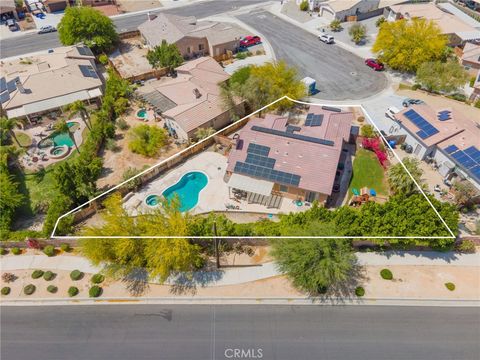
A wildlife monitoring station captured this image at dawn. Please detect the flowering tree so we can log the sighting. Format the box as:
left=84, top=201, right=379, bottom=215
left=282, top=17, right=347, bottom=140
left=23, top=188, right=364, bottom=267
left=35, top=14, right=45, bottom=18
left=362, top=137, right=388, bottom=167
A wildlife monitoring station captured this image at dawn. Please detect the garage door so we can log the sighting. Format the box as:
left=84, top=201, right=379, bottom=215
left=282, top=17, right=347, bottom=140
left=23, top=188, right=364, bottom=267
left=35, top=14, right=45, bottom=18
left=320, top=6, right=335, bottom=21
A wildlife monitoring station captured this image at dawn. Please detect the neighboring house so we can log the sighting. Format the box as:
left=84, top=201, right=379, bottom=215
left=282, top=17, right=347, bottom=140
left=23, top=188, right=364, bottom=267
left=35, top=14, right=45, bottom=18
left=0, top=0, right=18, bottom=20
left=136, top=56, right=244, bottom=141
left=225, top=106, right=354, bottom=206
left=385, top=2, right=480, bottom=46
left=0, top=45, right=103, bottom=122
left=138, top=13, right=247, bottom=60
left=470, top=69, right=480, bottom=101
left=313, top=0, right=405, bottom=21
left=461, top=42, right=480, bottom=75
left=393, top=104, right=480, bottom=189
left=44, top=0, right=68, bottom=13
left=80, top=0, right=116, bottom=5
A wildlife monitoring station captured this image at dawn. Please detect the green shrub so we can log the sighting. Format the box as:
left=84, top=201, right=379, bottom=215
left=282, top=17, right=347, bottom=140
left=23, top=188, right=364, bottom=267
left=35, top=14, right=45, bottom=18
left=355, top=286, right=365, bottom=297
left=43, top=271, right=56, bottom=281
left=128, top=124, right=168, bottom=157
left=445, top=282, right=455, bottom=291
left=91, top=274, right=105, bottom=284
left=106, top=138, right=121, bottom=152
left=447, top=93, right=466, bottom=102
left=98, top=54, right=109, bottom=65
left=412, top=83, right=422, bottom=90
left=1, top=287, right=11, bottom=295
left=329, top=19, right=342, bottom=32
left=23, top=284, right=36, bottom=295
left=470, top=76, right=476, bottom=87
left=474, top=99, right=480, bottom=109
left=116, top=118, right=129, bottom=131
left=47, top=285, right=58, bottom=293
left=299, top=0, right=309, bottom=11
left=456, top=239, right=476, bottom=253
left=375, top=17, right=386, bottom=27
left=380, top=269, right=393, bottom=280
left=60, top=243, right=71, bottom=252
left=0, top=247, right=7, bottom=255
left=89, top=285, right=102, bottom=298
left=70, top=270, right=84, bottom=281
left=11, top=247, right=21, bottom=255
left=235, top=51, right=247, bottom=60
left=31, top=270, right=44, bottom=279
left=68, top=286, right=79, bottom=297
left=43, top=245, right=55, bottom=257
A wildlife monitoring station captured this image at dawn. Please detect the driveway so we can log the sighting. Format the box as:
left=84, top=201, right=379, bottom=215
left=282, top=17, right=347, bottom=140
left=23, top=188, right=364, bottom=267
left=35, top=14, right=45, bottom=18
left=236, top=10, right=388, bottom=101
left=363, top=93, right=405, bottom=134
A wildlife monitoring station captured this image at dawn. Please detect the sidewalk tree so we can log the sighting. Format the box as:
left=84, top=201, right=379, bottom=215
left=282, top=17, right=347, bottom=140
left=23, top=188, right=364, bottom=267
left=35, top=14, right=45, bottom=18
left=416, top=60, right=469, bottom=93
left=329, top=19, right=342, bottom=32
left=57, top=6, right=118, bottom=54
left=299, top=0, right=309, bottom=11
left=147, top=40, right=184, bottom=75
left=387, top=157, right=424, bottom=195
left=348, top=23, right=367, bottom=44
left=372, top=18, right=447, bottom=72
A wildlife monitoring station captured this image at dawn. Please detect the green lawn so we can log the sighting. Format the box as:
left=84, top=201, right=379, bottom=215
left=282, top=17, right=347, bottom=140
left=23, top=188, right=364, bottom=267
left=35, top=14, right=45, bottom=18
left=13, top=131, right=32, bottom=148
left=348, top=149, right=388, bottom=196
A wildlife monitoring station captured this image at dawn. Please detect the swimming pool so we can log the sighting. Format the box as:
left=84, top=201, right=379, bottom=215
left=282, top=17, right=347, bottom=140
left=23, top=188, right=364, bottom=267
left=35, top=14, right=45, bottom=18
left=39, top=122, right=78, bottom=148
left=162, top=171, right=208, bottom=212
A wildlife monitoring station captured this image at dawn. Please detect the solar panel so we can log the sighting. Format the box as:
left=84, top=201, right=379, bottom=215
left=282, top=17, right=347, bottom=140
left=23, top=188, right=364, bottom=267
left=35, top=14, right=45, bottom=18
left=0, top=91, right=10, bottom=104
left=251, top=125, right=334, bottom=146
left=78, top=65, right=98, bottom=79
left=286, top=125, right=301, bottom=133
left=76, top=46, right=93, bottom=56
left=321, top=106, right=341, bottom=113
left=6, top=78, right=18, bottom=93
left=247, top=143, right=270, bottom=157
left=0, top=77, right=6, bottom=93
left=404, top=109, right=439, bottom=139
left=472, top=166, right=480, bottom=181
left=245, top=153, right=276, bottom=169
left=306, top=114, right=323, bottom=127
left=452, top=151, right=476, bottom=169
left=444, top=145, right=458, bottom=154
left=465, top=146, right=480, bottom=162
left=234, top=161, right=301, bottom=186
left=306, top=113, right=314, bottom=121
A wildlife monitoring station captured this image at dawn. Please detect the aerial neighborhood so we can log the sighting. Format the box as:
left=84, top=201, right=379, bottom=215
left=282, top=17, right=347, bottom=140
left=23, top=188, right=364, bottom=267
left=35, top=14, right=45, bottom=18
left=0, top=1, right=479, bottom=351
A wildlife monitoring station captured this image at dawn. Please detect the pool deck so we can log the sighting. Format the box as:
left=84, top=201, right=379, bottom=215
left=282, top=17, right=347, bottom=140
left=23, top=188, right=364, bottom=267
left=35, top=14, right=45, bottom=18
left=123, top=151, right=308, bottom=217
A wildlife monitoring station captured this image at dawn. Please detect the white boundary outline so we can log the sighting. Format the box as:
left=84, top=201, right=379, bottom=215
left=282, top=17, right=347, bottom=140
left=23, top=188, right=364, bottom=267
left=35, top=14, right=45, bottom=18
left=51, top=96, right=456, bottom=239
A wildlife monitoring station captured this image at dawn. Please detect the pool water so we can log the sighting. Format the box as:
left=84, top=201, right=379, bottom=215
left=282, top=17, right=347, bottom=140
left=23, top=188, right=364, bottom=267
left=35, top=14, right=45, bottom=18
left=52, top=147, right=65, bottom=156
left=162, top=171, right=208, bottom=212
left=145, top=194, right=161, bottom=207
left=137, top=109, right=147, bottom=118
left=40, top=122, right=77, bottom=148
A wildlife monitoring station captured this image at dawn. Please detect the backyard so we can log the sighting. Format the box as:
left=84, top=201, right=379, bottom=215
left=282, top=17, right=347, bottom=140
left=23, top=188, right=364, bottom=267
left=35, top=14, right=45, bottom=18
left=348, top=149, right=388, bottom=197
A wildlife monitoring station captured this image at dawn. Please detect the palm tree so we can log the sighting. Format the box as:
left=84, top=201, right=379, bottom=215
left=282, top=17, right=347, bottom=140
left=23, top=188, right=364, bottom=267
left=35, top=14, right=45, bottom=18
left=0, top=117, right=21, bottom=146
left=387, top=157, right=424, bottom=195
left=195, top=127, right=216, bottom=140
left=64, top=100, right=91, bottom=130
left=54, top=120, right=79, bottom=153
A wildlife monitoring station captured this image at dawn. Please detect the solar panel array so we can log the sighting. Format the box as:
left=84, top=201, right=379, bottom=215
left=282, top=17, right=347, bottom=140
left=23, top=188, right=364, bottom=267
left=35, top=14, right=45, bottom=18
left=437, top=110, right=451, bottom=121
left=76, top=46, right=93, bottom=57
left=0, top=76, right=18, bottom=105
left=443, top=144, right=480, bottom=182
left=79, top=65, right=98, bottom=79
left=305, top=113, right=323, bottom=127
left=234, top=161, right=301, bottom=186
left=403, top=109, right=439, bottom=139
left=286, top=125, right=301, bottom=133
left=251, top=125, right=335, bottom=146
left=247, top=143, right=270, bottom=157
left=245, top=153, right=276, bottom=169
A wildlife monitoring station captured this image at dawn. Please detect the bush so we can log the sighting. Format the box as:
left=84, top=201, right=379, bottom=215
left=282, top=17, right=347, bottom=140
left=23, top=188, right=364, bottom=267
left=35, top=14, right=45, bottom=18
left=235, top=51, right=247, bottom=60
left=1, top=287, right=11, bottom=295
left=355, top=286, right=365, bottom=297
left=70, top=270, right=84, bottom=281
left=68, top=286, right=79, bottom=297
left=47, top=285, right=58, bottom=293
left=412, top=83, right=422, bottom=90
left=380, top=269, right=393, bottom=280
left=106, top=138, right=120, bottom=152
left=456, top=239, right=476, bottom=253
left=43, top=271, right=56, bottom=281
left=2, top=273, right=16, bottom=283
left=375, top=17, right=386, bottom=27
left=357, top=116, right=365, bottom=123
left=329, top=19, right=342, bottom=32
left=445, top=282, right=455, bottom=291
left=11, top=247, right=21, bottom=255
left=128, top=124, right=168, bottom=157
left=447, top=93, right=467, bottom=102
left=475, top=99, right=480, bottom=109
left=89, top=285, right=102, bottom=298
left=116, top=118, right=129, bottom=131
left=0, top=247, right=6, bottom=255
left=470, top=76, right=476, bottom=87
left=60, top=243, right=71, bottom=252
left=348, top=23, right=367, bottom=44
left=23, top=284, right=36, bottom=295
left=91, top=274, right=105, bottom=284
left=43, top=245, right=55, bottom=257
left=299, top=0, right=309, bottom=11
left=360, top=124, right=376, bottom=138
left=31, top=270, right=44, bottom=279
left=98, top=54, right=109, bottom=65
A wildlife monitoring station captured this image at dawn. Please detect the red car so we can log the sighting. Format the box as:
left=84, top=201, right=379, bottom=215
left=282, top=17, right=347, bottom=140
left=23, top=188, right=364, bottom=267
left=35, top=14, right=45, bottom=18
left=239, top=35, right=261, bottom=48
left=365, top=58, right=384, bottom=71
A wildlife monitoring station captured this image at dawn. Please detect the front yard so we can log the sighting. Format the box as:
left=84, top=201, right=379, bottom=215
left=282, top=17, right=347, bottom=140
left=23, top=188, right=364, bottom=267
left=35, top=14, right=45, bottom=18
left=348, top=149, right=388, bottom=197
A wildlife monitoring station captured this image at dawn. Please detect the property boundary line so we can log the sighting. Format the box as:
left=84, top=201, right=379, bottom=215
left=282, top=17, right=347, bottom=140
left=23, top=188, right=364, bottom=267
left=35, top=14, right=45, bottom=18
left=51, top=96, right=456, bottom=239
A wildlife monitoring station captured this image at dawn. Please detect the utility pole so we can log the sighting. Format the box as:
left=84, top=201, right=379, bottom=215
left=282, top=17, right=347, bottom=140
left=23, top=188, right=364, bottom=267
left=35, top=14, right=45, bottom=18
left=212, top=220, right=220, bottom=269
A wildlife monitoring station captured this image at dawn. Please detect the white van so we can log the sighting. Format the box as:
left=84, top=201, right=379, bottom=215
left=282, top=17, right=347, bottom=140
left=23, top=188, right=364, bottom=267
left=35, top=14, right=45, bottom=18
left=385, top=106, right=400, bottom=120
left=318, top=33, right=334, bottom=44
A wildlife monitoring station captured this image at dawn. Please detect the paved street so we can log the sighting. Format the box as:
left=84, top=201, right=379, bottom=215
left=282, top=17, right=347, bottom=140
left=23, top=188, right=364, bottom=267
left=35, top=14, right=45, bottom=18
left=237, top=11, right=388, bottom=101
left=0, top=0, right=267, bottom=59
left=2, top=305, right=479, bottom=360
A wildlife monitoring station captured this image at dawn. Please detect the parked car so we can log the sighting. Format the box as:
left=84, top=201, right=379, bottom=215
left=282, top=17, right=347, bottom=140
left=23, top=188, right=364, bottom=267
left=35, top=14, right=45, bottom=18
left=38, top=25, right=57, bottom=34
left=239, top=35, right=261, bottom=48
left=365, top=58, right=384, bottom=71
left=318, top=33, right=334, bottom=44
left=6, top=19, right=18, bottom=31
left=385, top=106, right=400, bottom=120
left=402, top=98, right=424, bottom=107
left=35, top=12, right=46, bottom=19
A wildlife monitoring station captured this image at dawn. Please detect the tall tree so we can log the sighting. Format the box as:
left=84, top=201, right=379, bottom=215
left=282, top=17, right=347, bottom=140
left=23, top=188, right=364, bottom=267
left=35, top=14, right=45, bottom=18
left=65, top=100, right=91, bottom=129
left=0, top=117, right=20, bottom=146
left=372, top=18, right=447, bottom=72
left=147, top=40, right=184, bottom=75
left=57, top=6, right=118, bottom=53
left=0, top=172, right=24, bottom=233
left=387, top=157, right=424, bottom=195
left=416, top=60, right=469, bottom=93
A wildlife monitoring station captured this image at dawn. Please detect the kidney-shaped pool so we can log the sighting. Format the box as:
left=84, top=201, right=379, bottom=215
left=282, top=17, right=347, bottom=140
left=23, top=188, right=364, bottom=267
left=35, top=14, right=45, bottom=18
left=162, top=171, right=208, bottom=212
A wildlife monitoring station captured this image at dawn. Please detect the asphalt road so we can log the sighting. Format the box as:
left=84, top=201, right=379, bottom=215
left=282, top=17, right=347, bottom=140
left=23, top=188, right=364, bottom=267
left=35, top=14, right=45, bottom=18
left=237, top=11, right=388, bottom=101
left=0, top=0, right=267, bottom=59
left=2, top=305, right=479, bottom=360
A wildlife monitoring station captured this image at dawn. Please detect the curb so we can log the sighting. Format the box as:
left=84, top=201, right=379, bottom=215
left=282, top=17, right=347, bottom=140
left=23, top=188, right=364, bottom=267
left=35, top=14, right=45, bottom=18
left=2, top=297, right=479, bottom=307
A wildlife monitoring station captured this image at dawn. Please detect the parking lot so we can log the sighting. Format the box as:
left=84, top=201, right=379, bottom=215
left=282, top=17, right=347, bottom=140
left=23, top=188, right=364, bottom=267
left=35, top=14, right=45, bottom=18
left=237, top=10, right=388, bottom=101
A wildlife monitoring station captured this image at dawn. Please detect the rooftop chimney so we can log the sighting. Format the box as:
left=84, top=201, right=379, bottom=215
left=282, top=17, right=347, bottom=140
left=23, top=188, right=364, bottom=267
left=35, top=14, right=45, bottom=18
left=193, top=88, right=202, bottom=99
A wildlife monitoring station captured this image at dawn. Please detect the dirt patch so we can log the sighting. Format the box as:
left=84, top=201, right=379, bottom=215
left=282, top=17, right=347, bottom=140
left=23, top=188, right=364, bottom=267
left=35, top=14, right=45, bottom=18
left=117, top=0, right=161, bottom=13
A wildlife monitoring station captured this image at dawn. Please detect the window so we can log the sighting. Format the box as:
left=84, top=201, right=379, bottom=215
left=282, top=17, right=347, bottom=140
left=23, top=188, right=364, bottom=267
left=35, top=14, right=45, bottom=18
left=187, top=47, right=192, bottom=54
left=199, top=44, right=204, bottom=51
left=279, top=185, right=288, bottom=192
